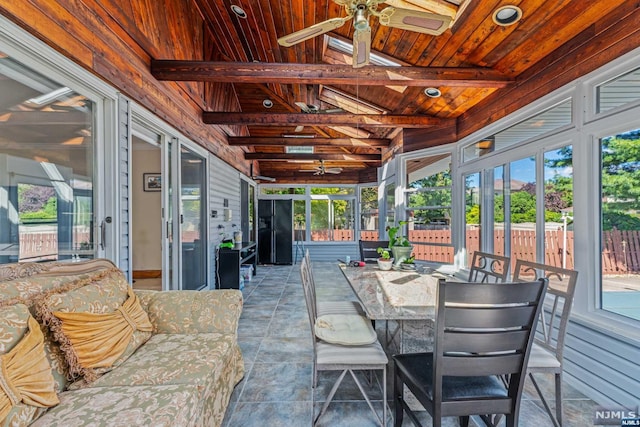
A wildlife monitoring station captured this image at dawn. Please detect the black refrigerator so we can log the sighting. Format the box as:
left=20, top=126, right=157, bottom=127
left=258, top=199, right=293, bottom=264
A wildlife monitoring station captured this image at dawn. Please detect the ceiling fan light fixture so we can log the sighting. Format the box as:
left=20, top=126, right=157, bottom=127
left=230, top=5, right=247, bottom=19
left=492, top=5, right=522, bottom=26
left=262, top=99, right=273, bottom=108
left=424, top=87, right=441, bottom=98
left=354, top=6, right=369, bottom=31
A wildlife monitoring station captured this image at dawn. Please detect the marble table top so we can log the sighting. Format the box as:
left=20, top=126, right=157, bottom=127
left=339, top=264, right=442, bottom=320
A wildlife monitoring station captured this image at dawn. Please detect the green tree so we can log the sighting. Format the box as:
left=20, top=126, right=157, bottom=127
left=408, top=171, right=452, bottom=224
left=600, top=132, right=640, bottom=230
left=510, top=190, right=537, bottom=223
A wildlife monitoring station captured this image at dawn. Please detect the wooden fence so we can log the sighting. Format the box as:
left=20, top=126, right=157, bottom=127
left=18, top=228, right=639, bottom=275
left=345, top=228, right=639, bottom=275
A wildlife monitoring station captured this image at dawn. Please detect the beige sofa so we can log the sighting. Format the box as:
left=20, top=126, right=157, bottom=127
left=0, top=259, right=244, bottom=427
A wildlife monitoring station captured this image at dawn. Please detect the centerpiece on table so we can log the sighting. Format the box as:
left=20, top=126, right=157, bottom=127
left=376, top=247, right=394, bottom=271
left=387, top=221, right=413, bottom=267
left=400, top=254, right=417, bottom=270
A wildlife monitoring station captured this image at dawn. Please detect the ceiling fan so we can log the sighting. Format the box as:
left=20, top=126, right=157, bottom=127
left=293, top=102, right=344, bottom=132
left=295, top=102, right=344, bottom=115
left=278, top=0, right=452, bottom=68
left=300, top=160, right=343, bottom=175
left=250, top=164, right=276, bottom=182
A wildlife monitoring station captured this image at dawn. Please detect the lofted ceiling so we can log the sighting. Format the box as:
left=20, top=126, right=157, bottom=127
left=148, top=0, right=639, bottom=183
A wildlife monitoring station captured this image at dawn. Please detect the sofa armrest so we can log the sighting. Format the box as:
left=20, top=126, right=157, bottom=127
left=134, top=289, right=243, bottom=335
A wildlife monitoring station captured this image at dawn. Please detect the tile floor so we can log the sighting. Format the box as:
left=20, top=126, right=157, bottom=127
left=221, top=262, right=601, bottom=427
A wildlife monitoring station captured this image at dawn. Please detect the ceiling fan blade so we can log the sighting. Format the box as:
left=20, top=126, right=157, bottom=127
left=320, top=108, right=344, bottom=114
left=278, top=17, right=350, bottom=47
left=295, top=101, right=312, bottom=113
left=377, top=6, right=451, bottom=35
left=352, top=27, right=371, bottom=68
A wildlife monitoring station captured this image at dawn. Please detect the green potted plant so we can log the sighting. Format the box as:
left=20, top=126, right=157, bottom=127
left=400, top=253, right=416, bottom=270
left=387, top=221, right=413, bottom=265
left=376, top=247, right=393, bottom=271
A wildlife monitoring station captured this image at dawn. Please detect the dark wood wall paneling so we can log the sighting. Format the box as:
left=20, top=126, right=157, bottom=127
left=457, top=1, right=640, bottom=141
left=0, top=0, right=251, bottom=175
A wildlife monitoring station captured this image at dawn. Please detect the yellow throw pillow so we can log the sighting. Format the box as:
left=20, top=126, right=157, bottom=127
left=0, top=305, right=59, bottom=424
left=37, top=271, right=152, bottom=383
left=314, top=314, right=377, bottom=346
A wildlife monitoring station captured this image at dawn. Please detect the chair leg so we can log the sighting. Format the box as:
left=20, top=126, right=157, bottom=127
left=383, top=368, right=387, bottom=427
left=459, top=416, right=470, bottom=427
left=555, top=372, right=563, bottom=427
left=529, top=372, right=561, bottom=427
left=315, top=370, right=348, bottom=425
left=350, top=369, right=386, bottom=427
left=394, top=367, right=404, bottom=427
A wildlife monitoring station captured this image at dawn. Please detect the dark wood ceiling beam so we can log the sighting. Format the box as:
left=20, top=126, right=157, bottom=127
left=204, top=112, right=451, bottom=128
left=245, top=153, right=381, bottom=162
left=228, top=137, right=389, bottom=147
left=151, top=60, right=513, bottom=88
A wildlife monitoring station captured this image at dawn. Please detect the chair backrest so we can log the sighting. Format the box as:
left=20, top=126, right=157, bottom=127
left=300, top=254, right=317, bottom=330
left=433, top=279, right=547, bottom=413
left=512, top=260, right=578, bottom=361
left=359, top=240, right=389, bottom=263
left=468, top=251, right=511, bottom=283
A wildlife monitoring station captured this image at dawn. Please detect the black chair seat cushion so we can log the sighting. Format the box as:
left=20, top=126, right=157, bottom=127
left=393, top=353, right=508, bottom=401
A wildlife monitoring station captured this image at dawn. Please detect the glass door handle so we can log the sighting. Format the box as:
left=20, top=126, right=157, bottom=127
left=100, top=216, right=112, bottom=250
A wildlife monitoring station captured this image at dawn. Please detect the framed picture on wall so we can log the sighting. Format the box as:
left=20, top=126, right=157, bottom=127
left=143, top=173, right=161, bottom=191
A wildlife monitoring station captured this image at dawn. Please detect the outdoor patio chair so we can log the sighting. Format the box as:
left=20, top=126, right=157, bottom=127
left=392, top=278, right=548, bottom=427
left=468, top=251, right=511, bottom=283
left=359, top=240, right=390, bottom=263
left=304, top=250, right=365, bottom=317
left=512, top=259, right=579, bottom=427
left=300, top=256, right=388, bottom=426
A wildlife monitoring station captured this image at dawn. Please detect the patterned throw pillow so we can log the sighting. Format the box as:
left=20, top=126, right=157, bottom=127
left=0, top=304, right=59, bottom=426
left=36, top=270, right=152, bottom=384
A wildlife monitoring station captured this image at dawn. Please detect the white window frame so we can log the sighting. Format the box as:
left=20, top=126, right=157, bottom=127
left=398, top=147, right=456, bottom=262
left=0, top=15, right=119, bottom=262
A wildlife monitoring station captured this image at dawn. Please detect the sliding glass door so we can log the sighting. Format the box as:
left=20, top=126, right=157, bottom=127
left=179, top=146, right=207, bottom=290
left=0, top=50, right=104, bottom=264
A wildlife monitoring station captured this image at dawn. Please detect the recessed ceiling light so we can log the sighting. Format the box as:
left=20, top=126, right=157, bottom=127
left=230, top=5, right=247, bottom=19
left=424, top=87, right=441, bottom=98
left=263, top=99, right=273, bottom=108
left=492, top=5, right=523, bottom=26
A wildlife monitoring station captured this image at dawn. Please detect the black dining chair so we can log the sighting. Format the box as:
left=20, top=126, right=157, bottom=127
left=468, top=251, right=511, bottom=283
left=359, top=240, right=390, bottom=263
left=512, top=259, right=579, bottom=427
left=392, top=278, right=548, bottom=427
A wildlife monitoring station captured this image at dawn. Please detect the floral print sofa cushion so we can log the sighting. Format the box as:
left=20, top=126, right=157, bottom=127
left=0, top=259, right=244, bottom=427
left=29, top=384, right=203, bottom=427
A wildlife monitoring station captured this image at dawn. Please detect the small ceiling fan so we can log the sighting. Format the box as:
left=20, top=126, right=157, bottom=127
left=300, top=160, right=343, bottom=175
left=295, top=102, right=344, bottom=114
left=278, top=0, right=452, bottom=68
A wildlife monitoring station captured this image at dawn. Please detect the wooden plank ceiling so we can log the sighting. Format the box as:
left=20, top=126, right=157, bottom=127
left=148, top=0, right=638, bottom=183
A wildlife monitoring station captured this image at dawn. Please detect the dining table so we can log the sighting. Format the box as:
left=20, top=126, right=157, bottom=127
left=339, top=263, right=452, bottom=353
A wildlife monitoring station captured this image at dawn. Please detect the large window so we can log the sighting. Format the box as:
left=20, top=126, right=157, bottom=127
left=0, top=51, right=96, bottom=264
left=465, top=172, right=481, bottom=266
left=596, top=67, right=640, bottom=114
left=360, top=185, right=379, bottom=240
left=310, top=187, right=355, bottom=242
left=405, top=154, right=453, bottom=263
left=509, top=157, right=537, bottom=262
left=600, top=130, right=640, bottom=321
left=544, top=146, right=574, bottom=268
left=463, top=100, right=572, bottom=162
